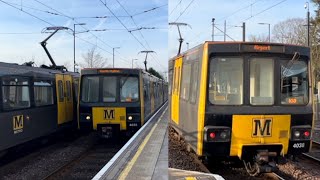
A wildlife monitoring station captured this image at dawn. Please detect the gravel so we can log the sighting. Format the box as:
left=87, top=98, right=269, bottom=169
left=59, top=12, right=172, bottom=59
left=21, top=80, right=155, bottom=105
left=0, top=133, right=98, bottom=180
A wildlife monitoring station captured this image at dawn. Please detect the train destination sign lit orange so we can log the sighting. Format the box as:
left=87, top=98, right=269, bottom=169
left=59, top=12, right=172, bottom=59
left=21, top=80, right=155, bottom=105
left=241, top=44, right=284, bottom=53
left=99, top=69, right=121, bottom=73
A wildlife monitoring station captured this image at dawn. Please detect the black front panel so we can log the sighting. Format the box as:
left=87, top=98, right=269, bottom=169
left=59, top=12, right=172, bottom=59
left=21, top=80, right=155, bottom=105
left=288, top=140, right=311, bottom=154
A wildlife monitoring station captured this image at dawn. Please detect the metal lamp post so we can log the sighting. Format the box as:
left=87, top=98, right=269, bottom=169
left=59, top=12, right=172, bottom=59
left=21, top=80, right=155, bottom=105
left=258, top=23, right=270, bottom=42
left=132, top=59, right=138, bottom=68
left=73, top=23, right=86, bottom=72
left=113, top=47, right=120, bottom=68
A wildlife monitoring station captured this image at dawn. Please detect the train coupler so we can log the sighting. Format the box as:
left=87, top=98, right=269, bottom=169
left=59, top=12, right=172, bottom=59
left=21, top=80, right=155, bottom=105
left=98, top=124, right=120, bottom=139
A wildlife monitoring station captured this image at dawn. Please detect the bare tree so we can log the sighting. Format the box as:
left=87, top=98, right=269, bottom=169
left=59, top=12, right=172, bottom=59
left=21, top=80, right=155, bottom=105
left=248, top=34, right=269, bottom=42
left=272, top=18, right=307, bottom=45
left=63, top=61, right=72, bottom=71
left=80, top=46, right=108, bottom=68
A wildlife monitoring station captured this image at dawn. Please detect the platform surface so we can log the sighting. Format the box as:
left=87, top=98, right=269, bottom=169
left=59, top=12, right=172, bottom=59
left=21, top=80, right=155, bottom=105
left=93, top=104, right=168, bottom=180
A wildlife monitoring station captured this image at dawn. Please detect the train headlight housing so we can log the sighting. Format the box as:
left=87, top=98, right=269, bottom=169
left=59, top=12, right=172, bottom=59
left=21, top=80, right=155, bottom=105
left=80, top=113, right=92, bottom=122
left=204, top=126, right=231, bottom=142
left=290, top=125, right=312, bottom=141
left=128, top=116, right=133, bottom=120
left=294, top=131, right=300, bottom=138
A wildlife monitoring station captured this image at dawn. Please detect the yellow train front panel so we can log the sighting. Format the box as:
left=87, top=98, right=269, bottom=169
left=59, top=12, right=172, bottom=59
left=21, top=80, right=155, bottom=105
left=230, top=115, right=291, bottom=158
left=92, top=107, right=126, bottom=130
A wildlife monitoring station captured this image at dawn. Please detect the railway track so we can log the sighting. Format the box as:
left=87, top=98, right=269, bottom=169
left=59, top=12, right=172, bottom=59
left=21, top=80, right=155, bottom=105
left=41, top=140, right=124, bottom=180
left=301, top=140, right=320, bottom=164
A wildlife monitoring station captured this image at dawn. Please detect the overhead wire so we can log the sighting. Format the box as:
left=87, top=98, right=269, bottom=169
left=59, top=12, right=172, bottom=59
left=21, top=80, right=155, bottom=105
left=173, top=0, right=196, bottom=22
left=99, top=0, right=166, bottom=70
left=169, top=0, right=183, bottom=16
left=225, top=0, right=287, bottom=35
left=32, top=0, right=132, bottom=64
left=0, top=0, right=129, bottom=65
left=115, top=0, right=166, bottom=70
left=187, top=0, right=286, bottom=44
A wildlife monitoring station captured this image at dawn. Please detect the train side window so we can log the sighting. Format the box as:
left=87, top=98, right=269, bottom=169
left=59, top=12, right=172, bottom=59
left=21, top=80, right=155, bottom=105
left=2, top=78, right=30, bottom=110
left=66, top=81, right=71, bottom=102
left=73, top=78, right=79, bottom=103
left=180, top=63, right=191, bottom=100
left=58, top=80, right=64, bottom=102
left=34, top=80, right=54, bottom=106
left=168, top=69, right=173, bottom=95
left=177, top=67, right=181, bottom=93
left=190, top=62, right=199, bottom=103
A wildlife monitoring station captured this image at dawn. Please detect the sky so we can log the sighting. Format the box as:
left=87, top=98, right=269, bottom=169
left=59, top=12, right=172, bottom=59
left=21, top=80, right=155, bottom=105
left=0, top=0, right=317, bottom=76
left=168, top=0, right=317, bottom=57
left=0, top=0, right=168, bottom=74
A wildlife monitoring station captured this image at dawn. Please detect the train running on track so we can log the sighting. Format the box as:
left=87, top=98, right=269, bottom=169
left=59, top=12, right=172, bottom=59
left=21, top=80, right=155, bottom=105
left=78, top=68, right=168, bottom=138
left=0, top=62, right=79, bottom=154
left=169, top=42, right=313, bottom=176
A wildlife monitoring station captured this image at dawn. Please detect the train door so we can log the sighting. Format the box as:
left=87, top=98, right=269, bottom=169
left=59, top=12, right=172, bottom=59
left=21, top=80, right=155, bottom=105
left=55, top=74, right=73, bottom=125
left=171, top=57, right=182, bottom=124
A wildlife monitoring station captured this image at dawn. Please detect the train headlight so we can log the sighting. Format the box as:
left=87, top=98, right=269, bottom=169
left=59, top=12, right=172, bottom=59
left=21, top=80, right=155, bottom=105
left=291, top=125, right=312, bottom=141
left=128, top=116, right=133, bottom=120
left=294, top=131, right=300, bottom=138
left=86, top=116, right=91, bottom=120
left=220, top=132, right=228, bottom=139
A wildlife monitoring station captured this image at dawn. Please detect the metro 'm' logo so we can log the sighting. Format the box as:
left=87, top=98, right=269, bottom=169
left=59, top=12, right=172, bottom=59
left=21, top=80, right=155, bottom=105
left=252, top=118, right=272, bottom=137
left=104, top=109, right=115, bottom=120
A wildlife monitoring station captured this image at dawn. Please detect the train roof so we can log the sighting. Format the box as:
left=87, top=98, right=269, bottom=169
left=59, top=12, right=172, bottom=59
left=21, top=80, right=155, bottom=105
left=0, top=61, right=79, bottom=77
left=170, top=41, right=310, bottom=60
left=81, top=68, right=167, bottom=82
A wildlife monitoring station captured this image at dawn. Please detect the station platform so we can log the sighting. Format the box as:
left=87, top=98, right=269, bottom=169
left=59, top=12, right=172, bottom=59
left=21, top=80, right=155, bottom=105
left=93, top=102, right=168, bottom=180
left=92, top=102, right=224, bottom=180
left=169, top=168, right=224, bottom=180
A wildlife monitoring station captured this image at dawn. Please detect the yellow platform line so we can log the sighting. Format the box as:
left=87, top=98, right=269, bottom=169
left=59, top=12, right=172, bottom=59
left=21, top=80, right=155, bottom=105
left=118, top=107, right=167, bottom=180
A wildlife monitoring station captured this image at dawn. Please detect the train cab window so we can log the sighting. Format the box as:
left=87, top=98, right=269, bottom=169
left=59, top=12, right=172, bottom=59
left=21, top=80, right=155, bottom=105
left=281, top=60, right=308, bottom=105
left=250, top=58, right=274, bottom=105
left=209, top=57, right=243, bottom=105
left=81, top=76, right=99, bottom=102
left=102, top=76, right=117, bottom=102
left=2, top=78, right=30, bottom=110
left=120, top=76, right=139, bottom=102
left=34, top=80, right=54, bottom=106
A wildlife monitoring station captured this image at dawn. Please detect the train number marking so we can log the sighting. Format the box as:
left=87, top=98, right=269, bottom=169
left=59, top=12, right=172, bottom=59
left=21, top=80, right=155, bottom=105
left=104, top=109, right=115, bottom=120
left=252, top=118, right=272, bottom=137
left=293, top=143, right=305, bottom=148
left=13, top=115, right=24, bottom=134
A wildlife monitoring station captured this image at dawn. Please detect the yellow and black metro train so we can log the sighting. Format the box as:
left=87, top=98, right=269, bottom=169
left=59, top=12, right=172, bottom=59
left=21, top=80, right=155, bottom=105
left=0, top=62, right=79, bottom=154
left=169, top=42, right=313, bottom=176
left=78, top=68, right=168, bottom=138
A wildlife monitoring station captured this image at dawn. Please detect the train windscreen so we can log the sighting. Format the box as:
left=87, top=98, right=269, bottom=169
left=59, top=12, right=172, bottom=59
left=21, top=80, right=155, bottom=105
left=81, top=75, right=139, bottom=103
left=208, top=57, right=243, bottom=105
left=281, top=59, right=308, bottom=105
